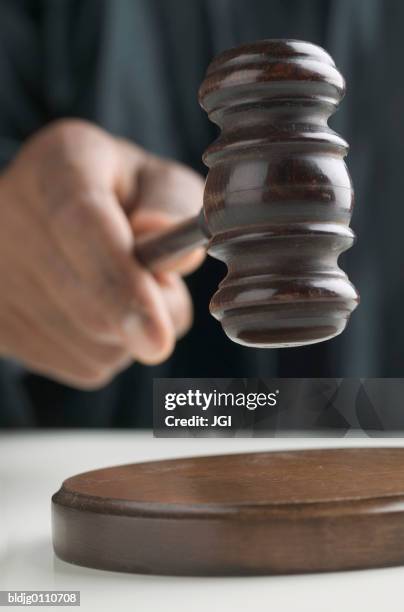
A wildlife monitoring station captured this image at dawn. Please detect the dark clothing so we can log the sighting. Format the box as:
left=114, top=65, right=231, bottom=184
left=0, top=0, right=403, bottom=427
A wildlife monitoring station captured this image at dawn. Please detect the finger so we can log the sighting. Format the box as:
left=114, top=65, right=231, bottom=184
left=2, top=267, right=133, bottom=369
left=133, top=214, right=206, bottom=275
left=116, top=140, right=206, bottom=275
left=2, top=200, right=122, bottom=344
left=24, top=130, right=198, bottom=363
left=115, top=139, right=204, bottom=220
left=0, top=194, right=175, bottom=362
left=39, top=186, right=177, bottom=363
left=156, top=272, right=193, bottom=339
left=1, top=301, right=132, bottom=389
left=154, top=247, right=206, bottom=276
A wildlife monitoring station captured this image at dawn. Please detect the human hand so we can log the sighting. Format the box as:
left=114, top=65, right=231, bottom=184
left=0, top=120, right=204, bottom=388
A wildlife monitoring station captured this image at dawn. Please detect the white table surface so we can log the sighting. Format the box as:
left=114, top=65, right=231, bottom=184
left=1, top=431, right=404, bottom=612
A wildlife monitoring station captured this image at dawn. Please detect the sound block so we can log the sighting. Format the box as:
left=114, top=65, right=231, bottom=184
left=52, top=448, right=404, bottom=576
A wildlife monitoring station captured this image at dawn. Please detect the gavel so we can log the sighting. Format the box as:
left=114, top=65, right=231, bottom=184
left=135, top=39, right=359, bottom=348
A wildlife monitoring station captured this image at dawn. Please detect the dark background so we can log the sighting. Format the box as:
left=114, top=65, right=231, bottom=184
left=0, top=0, right=403, bottom=429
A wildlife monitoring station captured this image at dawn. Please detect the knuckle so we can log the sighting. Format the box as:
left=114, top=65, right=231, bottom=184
left=47, top=185, right=108, bottom=221
left=94, top=344, right=128, bottom=368
left=84, top=312, right=119, bottom=340
left=46, top=118, right=87, bottom=138
left=76, top=365, right=115, bottom=390
left=42, top=119, right=108, bottom=154
left=44, top=120, right=82, bottom=151
left=164, top=160, right=204, bottom=189
left=154, top=161, right=204, bottom=216
left=138, top=330, right=176, bottom=366
left=157, top=161, right=197, bottom=193
left=157, top=335, right=176, bottom=361
left=158, top=161, right=180, bottom=184
left=75, top=306, right=118, bottom=340
left=73, top=187, right=112, bottom=212
left=176, top=307, right=193, bottom=338
left=52, top=362, right=109, bottom=391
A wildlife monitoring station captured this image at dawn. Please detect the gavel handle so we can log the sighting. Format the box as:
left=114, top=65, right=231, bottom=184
left=134, top=210, right=211, bottom=272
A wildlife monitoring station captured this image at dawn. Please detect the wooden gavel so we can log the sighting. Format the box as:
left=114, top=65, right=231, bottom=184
left=135, top=39, right=359, bottom=348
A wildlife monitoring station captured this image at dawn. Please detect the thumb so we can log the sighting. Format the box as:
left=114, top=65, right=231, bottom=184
left=114, top=139, right=206, bottom=275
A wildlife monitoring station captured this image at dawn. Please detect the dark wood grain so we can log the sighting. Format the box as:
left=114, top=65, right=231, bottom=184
left=52, top=448, right=404, bottom=575
left=199, top=39, right=359, bottom=347
left=135, top=39, right=358, bottom=347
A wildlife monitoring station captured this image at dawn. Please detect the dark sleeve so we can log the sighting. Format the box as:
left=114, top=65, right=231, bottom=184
left=0, top=0, right=45, bottom=169
left=0, top=1, right=46, bottom=424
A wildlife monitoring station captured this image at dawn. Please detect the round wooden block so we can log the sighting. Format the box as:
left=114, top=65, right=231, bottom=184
left=52, top=448, right=404, bottom=576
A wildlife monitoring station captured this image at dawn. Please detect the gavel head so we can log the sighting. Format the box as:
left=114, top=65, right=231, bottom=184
left=198, top=39, right=359, bottom=348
